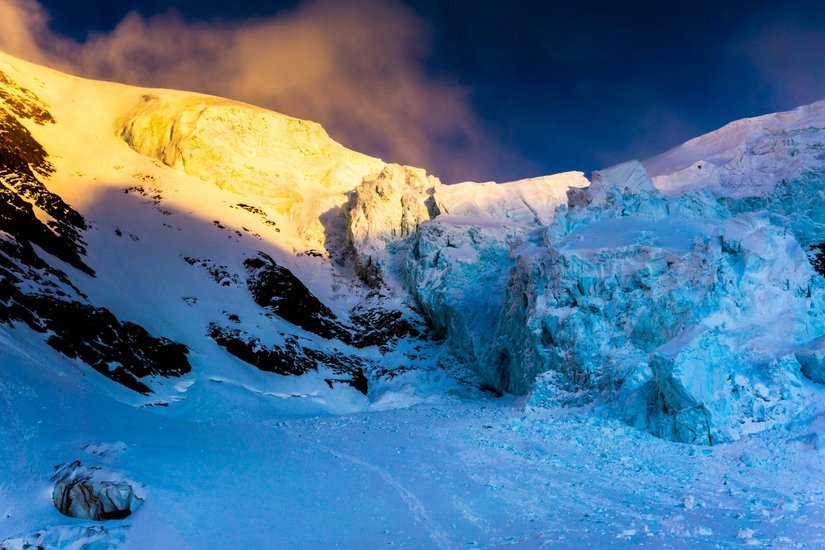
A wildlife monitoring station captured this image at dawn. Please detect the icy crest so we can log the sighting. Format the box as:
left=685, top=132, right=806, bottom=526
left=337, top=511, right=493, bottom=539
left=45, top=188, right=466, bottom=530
left=118, top=95, right=383, bottom=198
left=437, top=172, right=588, bottom=225
left=118, top=93, right=386, bottom=245
left=646, top=99, right=825, bottom=198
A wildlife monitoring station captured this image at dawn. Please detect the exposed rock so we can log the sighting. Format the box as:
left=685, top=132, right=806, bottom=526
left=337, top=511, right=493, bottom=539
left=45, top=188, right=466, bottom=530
left=244, top=252, right=350, bottom=341
left=242, top=252, right=422, bottom=352
left=811, top=243, right=825, bottom=277
left=208, top=324, right=368, bottom=394
left=0, top=110, right=90, bottom=275
left=52, top=461, right=143, bottom=521
left=22, top=297, right=191, bottom=394
left=183, top=256, right=239, bottom=287
left=349, top=305, right=422, bottom=351
left=2, top=524, right=127, bottom=550
left=0, top=70, right=55, bottom=125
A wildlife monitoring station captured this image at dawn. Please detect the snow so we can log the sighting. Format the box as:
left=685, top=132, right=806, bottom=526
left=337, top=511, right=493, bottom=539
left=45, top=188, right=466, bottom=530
left=436, top=171, right=589, bottom=226
left=645, top=99, right=825, bottom=177
left=645, top=99, right=825, bottom=198
left=3, top=332, right=825, bottom=547
left=1, top=49, right=825, bottom=548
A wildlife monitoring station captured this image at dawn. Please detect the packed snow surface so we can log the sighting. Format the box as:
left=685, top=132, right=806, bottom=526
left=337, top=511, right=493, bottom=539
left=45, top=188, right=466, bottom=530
left=3, top=338, right=825, bottom=548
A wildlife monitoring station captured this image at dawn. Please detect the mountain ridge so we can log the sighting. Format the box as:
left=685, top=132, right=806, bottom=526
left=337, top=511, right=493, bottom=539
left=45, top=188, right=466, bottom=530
left=1, top=50, right=825, bottom=547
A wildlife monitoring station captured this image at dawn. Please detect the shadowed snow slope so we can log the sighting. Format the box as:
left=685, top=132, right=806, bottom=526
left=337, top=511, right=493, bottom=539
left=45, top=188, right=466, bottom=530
left=1, top=50, right=825, bottom=547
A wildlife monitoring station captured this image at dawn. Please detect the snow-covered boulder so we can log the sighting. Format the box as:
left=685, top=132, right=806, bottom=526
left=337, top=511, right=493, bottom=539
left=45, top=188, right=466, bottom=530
left=52, top=461, right=143, bottom=521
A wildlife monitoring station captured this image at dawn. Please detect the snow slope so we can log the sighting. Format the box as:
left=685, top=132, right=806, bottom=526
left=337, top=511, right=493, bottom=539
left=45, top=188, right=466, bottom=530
left=1, top=49, right=825, bottom=548
left=645, top=99, right=825, bottom=197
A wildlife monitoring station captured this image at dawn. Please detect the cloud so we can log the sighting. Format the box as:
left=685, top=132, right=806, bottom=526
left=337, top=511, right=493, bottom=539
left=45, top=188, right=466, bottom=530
left=0, top=0, right=537, bottom=182
left=0, top=0, right=53, bottom=62
left=733, top=4, right=825, bottom=110
left=737, top=27, right=825, bottom=109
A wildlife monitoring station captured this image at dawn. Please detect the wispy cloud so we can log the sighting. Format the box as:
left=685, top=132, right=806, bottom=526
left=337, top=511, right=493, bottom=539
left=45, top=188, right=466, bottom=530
left=0, top=0, right=536, bottom=182
left=731, top=3, right=825, bottom=110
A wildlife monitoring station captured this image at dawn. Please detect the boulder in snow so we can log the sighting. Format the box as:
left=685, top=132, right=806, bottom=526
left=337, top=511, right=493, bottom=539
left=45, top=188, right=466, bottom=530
left=52, top=461, right=143, bottom=521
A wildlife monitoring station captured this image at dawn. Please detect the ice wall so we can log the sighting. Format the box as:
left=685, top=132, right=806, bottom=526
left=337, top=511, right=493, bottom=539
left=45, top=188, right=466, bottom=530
left=500, top=162, right=825, bottom=442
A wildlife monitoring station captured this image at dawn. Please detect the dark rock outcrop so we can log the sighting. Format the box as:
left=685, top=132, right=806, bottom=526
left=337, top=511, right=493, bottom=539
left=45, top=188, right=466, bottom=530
left=208, top=323, right=368, bottom=394
left=812, top=243, right=825, bottom=277
left=244, top=252, right=424, bottom=352
left=349, top=306, right=422, bottom=351
left=244, top=252, right=351, bottom=341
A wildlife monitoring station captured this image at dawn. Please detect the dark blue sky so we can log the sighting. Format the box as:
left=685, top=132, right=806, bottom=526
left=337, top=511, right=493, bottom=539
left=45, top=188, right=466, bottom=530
left=36, top=0, right=825, bottom=180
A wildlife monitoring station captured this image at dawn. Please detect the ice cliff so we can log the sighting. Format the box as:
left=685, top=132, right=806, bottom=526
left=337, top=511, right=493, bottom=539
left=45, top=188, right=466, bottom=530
left=410, top=159, right=825, bottom=443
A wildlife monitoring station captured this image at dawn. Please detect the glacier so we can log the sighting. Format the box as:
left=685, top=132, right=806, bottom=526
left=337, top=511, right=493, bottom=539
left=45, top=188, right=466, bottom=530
left=407, top=159, right=825, bottom=444
left=1, top=50, right=825, bottom=547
